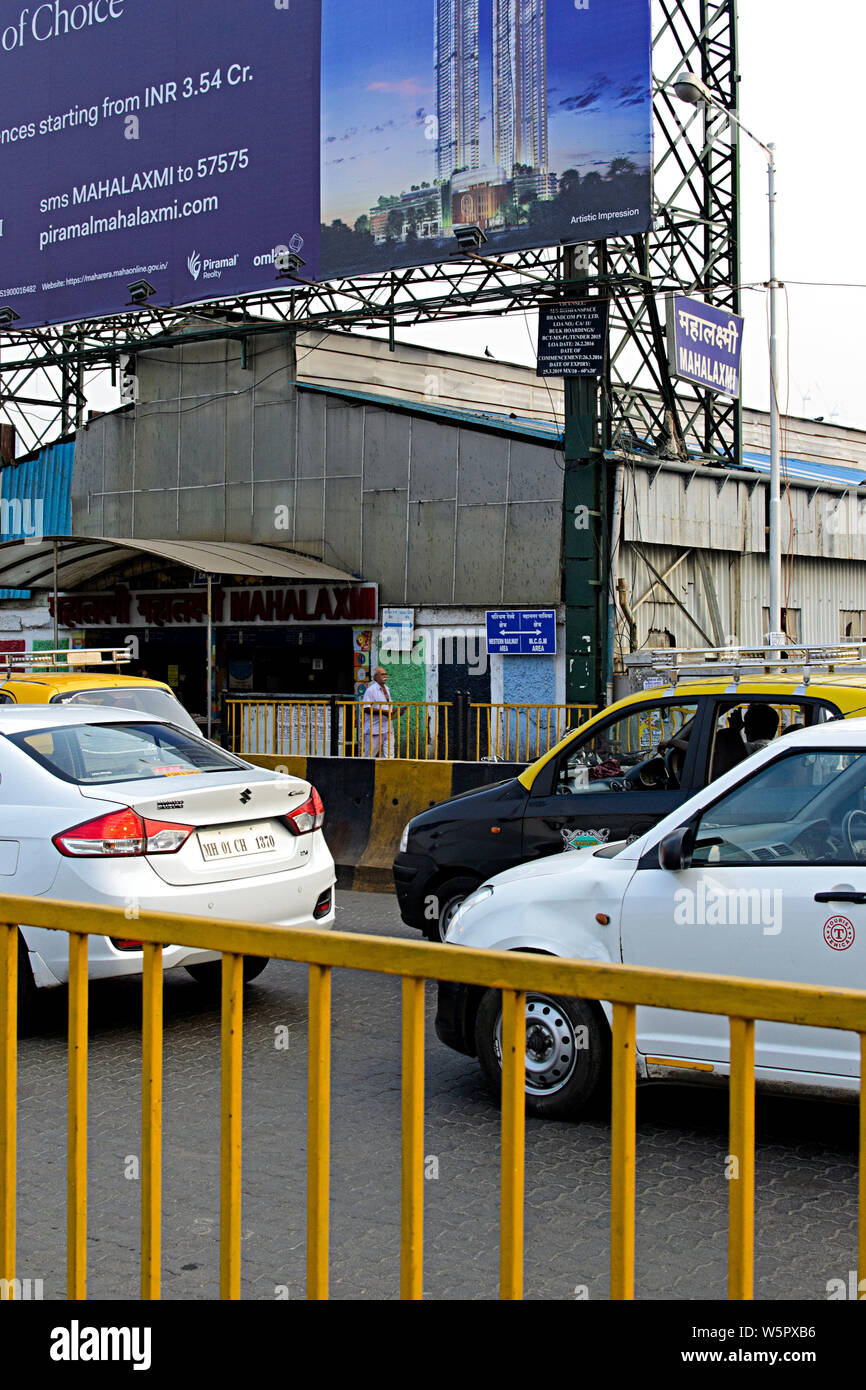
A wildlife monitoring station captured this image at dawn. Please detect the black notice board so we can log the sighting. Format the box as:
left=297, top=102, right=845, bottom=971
left=536, top=300, right=609, bottom=377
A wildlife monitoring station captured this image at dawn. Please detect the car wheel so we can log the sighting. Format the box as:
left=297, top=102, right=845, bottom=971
left=17, top=931, right=39, bottom=1034
left=474, top=987, right=608, bottom=1120
left=186, top=957, right=270, bottom=989
left=424, top=876, right=479, bottom=943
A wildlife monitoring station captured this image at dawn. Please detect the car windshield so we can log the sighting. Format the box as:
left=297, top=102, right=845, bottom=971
left=556, top=701, right=700, bottom=793
left=691, top=749, right=866, bottom=867
left=8, top=721, right=244, bottom=786
left=51, top=686, right=199, bottom=735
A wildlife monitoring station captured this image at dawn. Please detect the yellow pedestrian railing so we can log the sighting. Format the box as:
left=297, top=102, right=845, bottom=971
left=471, top=703, right=597, bottom=762
left=335, top=700, right=449, bottom=760
left=2, top=893, right=865, bottom=1300
left=225, top=698, right=451, bottom=760
left=226, top=699, right=332, bottom=757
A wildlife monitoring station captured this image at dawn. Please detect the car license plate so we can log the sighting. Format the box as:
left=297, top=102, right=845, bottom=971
left=197, top=825, right=278, bottom=863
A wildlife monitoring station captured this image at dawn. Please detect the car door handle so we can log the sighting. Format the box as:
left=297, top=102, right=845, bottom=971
left=814, top=891, right=866, bottom=904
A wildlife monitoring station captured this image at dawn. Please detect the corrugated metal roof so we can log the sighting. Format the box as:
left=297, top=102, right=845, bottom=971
left=0, top=537, right=358, bottom=592
left=742, top=448, right=866, bottom=489
left=295, top=381, right=564, bottom=443
left=0, top=441, right=74, bottom=598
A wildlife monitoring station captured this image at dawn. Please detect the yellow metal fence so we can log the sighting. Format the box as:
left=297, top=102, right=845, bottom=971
left=225, top=698, right=449, bottom=760
left=337, top=700, right=449, bottom=760
left=2, top=893, right=865, bottom=1300
left=227, top=699, right=597, bottom=761
left=471, top=702, right=597, bottom=762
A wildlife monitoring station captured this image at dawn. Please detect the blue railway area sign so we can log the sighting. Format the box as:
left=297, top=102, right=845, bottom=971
left=485, top=610, right=557, bottom=656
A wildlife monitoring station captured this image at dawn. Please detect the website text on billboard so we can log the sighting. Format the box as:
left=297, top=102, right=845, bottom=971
left=0, top=0, right=321, bottom=327
left=320, top=0, right=652, bottom=278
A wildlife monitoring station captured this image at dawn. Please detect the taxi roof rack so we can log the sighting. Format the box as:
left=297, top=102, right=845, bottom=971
left=0, top=647, right=132, bottom=675
left=623, top=643, right=866, bottom=688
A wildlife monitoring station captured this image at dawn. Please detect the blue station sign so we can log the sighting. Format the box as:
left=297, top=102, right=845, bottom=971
left=486, top=610, right=557, bottom=656
left=666, top=294, right=744, bottom=399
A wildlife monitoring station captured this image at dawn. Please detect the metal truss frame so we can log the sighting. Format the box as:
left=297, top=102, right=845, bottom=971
left=0, top=0, right=739, bottom=465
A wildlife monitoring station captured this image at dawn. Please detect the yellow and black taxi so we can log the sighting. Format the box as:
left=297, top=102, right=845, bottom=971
left=394, top=645, right=866, bottom=940
left=0, top=648, right=199, bottom=735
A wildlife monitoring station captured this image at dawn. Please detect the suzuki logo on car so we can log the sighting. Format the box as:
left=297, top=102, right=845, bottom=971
left=239, top=789, right=252, bottom=805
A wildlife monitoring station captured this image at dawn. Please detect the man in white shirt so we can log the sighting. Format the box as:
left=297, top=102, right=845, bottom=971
left=362, top=666, right=393, bottom=756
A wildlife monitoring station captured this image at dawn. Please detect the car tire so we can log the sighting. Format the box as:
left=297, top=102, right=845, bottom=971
left=424, top=876, right=479, bottom=943
left=474, top=986, right=609, bottom=1121
left=185, top=957, right=270, bottom=989
left=17, top=931, right=39, bottom=1035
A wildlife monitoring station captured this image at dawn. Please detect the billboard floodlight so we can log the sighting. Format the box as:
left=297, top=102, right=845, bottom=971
left=672, top=70, right=713, bottom=106
left=126, top=280, right=157, bottom=307
left=0, top=307, right=21, bottom=327
left=451, top=224, right=487, bottom=254
left=275, top=251, right=307, bottom=279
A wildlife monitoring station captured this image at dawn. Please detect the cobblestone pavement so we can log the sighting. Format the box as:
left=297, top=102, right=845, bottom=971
left=14, top=890, right=860, bottom=1301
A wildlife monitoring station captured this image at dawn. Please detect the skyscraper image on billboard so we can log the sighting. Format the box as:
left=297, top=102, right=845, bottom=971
left=321, top=0, right=652, bottom=277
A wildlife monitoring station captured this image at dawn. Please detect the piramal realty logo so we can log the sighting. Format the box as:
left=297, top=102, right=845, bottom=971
left=188, top=250, right=238, bottom=281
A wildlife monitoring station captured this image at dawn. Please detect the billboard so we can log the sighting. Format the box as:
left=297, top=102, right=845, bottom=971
left=321, top=0, right=652, bottom=277
left=666, top=294, right=744, bottom=399
left=0, top=0, right=652, bottom=328
left=0, top=0, right=321, bottom=327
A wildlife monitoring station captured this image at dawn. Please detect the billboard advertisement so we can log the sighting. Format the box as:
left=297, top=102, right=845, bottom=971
left=321, top=0, right=652, bottom=277
left=666, top=294, right=744, bottom=398
left=0, top=0, right=651, bottom=328
left=0, top=0, right=321, bottom=328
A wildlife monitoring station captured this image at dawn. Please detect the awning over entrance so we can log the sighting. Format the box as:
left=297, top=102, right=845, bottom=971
left=0, top=537, right=357, bottom=591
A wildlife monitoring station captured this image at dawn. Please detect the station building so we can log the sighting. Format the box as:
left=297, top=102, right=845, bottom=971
left=1, top=325, right=866, bottom=735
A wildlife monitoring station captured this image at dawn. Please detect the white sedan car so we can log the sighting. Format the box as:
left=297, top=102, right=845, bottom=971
left=437, top=718, right=866, bottom=1119
left=0, top=706, right=334, bottom=1020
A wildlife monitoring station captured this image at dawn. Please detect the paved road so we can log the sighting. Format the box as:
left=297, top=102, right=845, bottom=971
left=15, top=890, right=860, bottom=1301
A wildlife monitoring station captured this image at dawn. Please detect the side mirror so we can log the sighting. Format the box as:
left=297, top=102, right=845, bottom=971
left=658, top=825, right=694, bottom=871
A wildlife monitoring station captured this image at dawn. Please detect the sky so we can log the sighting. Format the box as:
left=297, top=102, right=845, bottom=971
left=381, top=1, right=866, bottom=428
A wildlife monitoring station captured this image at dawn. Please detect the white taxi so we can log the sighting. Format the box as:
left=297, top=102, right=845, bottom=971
left=436, top=719, right=866, bottom=1118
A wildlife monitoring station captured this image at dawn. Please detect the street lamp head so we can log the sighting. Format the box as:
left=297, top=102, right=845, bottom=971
left=672, top=70, right=714, bottom=106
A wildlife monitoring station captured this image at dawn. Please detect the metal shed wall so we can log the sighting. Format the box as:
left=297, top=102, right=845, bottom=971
left=621, top=542, right=866, bottom=651
left=72, top=339, right=563, bottom=607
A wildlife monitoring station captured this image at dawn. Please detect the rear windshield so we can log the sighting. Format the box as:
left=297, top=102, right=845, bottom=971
left=50, top=686, right=199, bottom=735
left=9, top=721, right=245, bottom=786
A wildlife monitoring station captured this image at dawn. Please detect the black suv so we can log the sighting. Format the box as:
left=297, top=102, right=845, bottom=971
left=393, top=678, right=843, bottom=939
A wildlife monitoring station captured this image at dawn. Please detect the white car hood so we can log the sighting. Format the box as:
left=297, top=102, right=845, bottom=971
left=486, top=841, right=628, bottom=889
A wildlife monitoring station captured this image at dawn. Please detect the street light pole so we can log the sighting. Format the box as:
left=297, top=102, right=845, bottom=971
left=766, top=143, right=782, bottom=636
left=672, top=72, right=783, bottom=638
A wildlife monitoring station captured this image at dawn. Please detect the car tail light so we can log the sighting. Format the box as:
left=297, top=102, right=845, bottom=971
left=111, top=939, right=143, bottom=951
left=53, top=810, right=193, bottom=858
left=54, top=809, right=145, bottom=857
left=313, top=889, right=332, bottom=920
left=142, top=818, right=194, bottom=854
left=285, top=786, right=325, bottom=835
